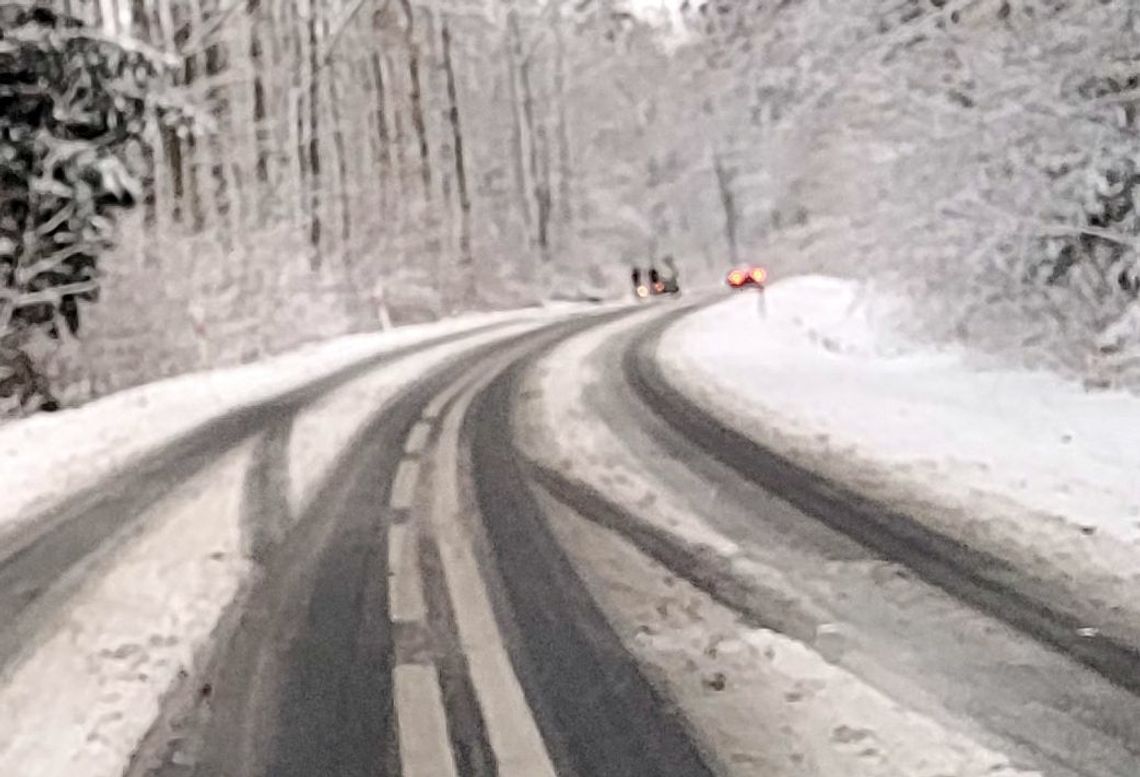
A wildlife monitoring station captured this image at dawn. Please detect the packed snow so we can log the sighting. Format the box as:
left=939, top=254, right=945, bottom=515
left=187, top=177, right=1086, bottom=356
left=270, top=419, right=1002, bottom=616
left=659, top=277, right=1140, bottom=613
left=540, top=491, right=1038, bottom=777
left=0, top=305, right=585, bottom=546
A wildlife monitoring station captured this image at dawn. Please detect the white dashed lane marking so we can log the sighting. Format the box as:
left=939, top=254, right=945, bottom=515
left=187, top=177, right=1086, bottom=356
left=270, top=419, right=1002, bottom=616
left=388, top=522, right=427, bottom=624
left=405, top=421, right=432, bottom=455
left=394, top=664, right=460, bottom=777
left=389, top=458, right=420, bottom=511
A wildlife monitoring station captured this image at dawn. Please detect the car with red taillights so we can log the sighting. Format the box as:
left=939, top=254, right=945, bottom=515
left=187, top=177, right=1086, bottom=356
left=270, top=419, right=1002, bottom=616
left=726, top=266, right=768, bottom=289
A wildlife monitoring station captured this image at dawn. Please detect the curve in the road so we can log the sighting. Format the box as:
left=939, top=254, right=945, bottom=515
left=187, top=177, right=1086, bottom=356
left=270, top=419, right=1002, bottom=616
left=0, top=320, right=519, bottom=677
left=132, top=308, right=716, bottom=777
left=467, top=359, right=718, bottom=777
left=624, top=307, right=1140, bottom=699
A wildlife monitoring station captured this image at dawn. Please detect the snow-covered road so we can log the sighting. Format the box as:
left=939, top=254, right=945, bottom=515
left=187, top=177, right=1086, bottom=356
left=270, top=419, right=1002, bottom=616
left=1, top=286, right=1138, bottom=777
left=0, top=306, right=597, bottom=777
left=517, top=296, right=1140, bottom=777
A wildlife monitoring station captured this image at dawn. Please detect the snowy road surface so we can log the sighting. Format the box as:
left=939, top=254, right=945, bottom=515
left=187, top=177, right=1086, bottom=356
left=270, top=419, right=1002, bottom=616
left=1, top=293, right=1138, bottom=777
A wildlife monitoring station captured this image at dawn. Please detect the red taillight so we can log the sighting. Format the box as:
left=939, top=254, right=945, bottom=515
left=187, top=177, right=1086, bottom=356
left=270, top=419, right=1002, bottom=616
left=727, top=270, right=745, bottom=286
left=750, top=267, right=767, bottom=284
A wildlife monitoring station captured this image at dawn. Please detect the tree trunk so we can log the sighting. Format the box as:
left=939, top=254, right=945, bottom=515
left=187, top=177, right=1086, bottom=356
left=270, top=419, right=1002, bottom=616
left=518, top=55, right=550, bottom=263
left=399, top=0, right=432, bottom=199
left=387, top=52, right=411, bottom=278
left=152, top=0, right=184, bottom=225
left=552, top=1, right=574, bottom=249
left=504, top=7, right=534, bottom=256
left=368, top=8, right=393, bottom=213
left=176, top=0, right=205, bottom=231
left=307, top=0, right=323, bottom=259
left=441, top=19, right=474, bottom=278
left=328, top=52, right=352, bottom=250
left=131, top=0, right=158, bottom=263
left=203, top=5, right=236, bottom=246
left=248, top=0, right=270, bottom=192
left=713, top=152, right=740, bottom=267
left=289, top=0, right=310, bottom=230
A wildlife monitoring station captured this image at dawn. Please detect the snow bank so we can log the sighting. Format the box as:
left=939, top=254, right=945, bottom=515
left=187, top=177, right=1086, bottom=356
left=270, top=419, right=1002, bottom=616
left=660, top=277, right=1140, bottom=605
left=0, top=443, right=254, bottom=777
left=0, top=306, right=581, bottom=545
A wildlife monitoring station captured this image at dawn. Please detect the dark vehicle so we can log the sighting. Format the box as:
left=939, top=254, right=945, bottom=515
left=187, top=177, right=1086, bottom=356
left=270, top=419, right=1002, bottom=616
left=632, top=268, right=650, bottom=299
left=632, top=259, right=681, bottom=300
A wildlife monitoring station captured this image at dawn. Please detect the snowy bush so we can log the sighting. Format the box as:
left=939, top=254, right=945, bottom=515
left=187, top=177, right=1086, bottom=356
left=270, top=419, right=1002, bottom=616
left=0, top=4, right=183, bottom=411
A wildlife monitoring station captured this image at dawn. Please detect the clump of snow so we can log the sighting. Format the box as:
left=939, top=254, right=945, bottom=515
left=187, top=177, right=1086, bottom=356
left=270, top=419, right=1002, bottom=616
left=0, top=306, right=583, bottom=546
left=660, top=277, right=1140, bottom=617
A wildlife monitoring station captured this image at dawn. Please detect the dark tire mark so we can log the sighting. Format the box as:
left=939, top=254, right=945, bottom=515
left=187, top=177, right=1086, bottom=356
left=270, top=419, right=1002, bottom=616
left=138, top=380, right=424, bottom=777
left=466, top=363, right=718, bottom=777
left=241, top=415, right=295, bottom=563
left=525, top=460, right=822, bottom=645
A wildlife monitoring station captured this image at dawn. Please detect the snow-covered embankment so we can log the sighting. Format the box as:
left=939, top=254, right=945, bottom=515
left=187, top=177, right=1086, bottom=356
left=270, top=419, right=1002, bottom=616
left=659, top=276, right=1140, bottom=625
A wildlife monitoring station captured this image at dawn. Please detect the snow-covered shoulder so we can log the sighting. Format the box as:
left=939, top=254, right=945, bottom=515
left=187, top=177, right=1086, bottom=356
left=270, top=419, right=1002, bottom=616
left=0, top=305, right=583, bottom=544
left=659, top=276, right=1140, bottom=601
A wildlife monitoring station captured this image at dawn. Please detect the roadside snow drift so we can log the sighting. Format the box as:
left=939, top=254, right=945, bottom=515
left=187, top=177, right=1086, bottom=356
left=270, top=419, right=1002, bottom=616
left=660, top=277, right=1140, bottom=611
left=0, top=305, right=580, bottom=545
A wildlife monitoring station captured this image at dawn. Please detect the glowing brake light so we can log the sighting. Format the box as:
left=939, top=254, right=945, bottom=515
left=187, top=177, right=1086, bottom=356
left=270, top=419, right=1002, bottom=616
left=727, top=270, right=745, bottom=286
left=750, top=267, right=767, bottom=284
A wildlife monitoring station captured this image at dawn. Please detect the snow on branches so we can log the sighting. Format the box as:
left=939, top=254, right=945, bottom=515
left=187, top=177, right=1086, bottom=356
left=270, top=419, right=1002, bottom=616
left=0, top=4, right=185, bottom=411
left=673, top=0, right=1140, bottom=385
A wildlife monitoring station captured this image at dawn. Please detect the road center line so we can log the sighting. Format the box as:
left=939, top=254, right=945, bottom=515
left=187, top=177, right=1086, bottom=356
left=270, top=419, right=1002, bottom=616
left=422, top=384, right=458, bottom=420
left=389, top=458, right=420, bottom=511
left=394, top=664, right=460, bottom=777
left=405, top=421, right=432, bottom=455
left=388, top=522, right=427, bottom=624
left=430, top=362, right=559, bottom=777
